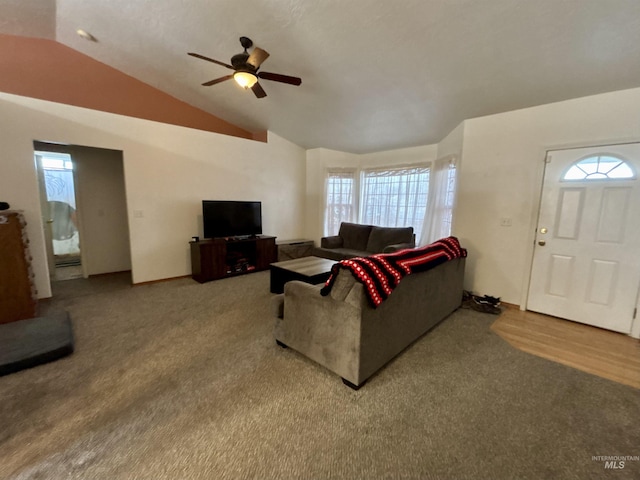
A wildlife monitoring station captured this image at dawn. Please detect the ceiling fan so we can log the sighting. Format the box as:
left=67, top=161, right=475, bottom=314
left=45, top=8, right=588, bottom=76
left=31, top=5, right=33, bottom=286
left=188, top=37, right=302, bottom=98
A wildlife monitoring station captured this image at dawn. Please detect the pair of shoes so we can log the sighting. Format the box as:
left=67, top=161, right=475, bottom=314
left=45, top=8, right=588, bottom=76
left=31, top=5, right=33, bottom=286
left=461, top=291, right=502, bottom=314
left=473, top=294, right=501, bottom=307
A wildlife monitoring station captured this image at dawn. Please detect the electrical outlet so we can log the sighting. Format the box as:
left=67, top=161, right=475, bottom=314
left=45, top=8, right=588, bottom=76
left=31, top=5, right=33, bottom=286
left=500, top=217, right=512, bottom=227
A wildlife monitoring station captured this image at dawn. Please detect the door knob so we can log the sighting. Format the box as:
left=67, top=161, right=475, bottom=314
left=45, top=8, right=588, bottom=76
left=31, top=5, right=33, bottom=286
left=538, top=240, right=546, bottom=246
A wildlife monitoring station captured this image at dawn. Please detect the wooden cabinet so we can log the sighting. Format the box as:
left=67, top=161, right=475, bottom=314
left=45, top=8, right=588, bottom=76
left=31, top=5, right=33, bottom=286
left=277, top=239, right=314, bottom=261
left=0, top=211, right=37, bottom=323
left=190, top=236, right=277, bottom=283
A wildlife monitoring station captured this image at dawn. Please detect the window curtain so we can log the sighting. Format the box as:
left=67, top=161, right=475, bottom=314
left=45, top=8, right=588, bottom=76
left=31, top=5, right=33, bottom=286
left=420, top=155, right=458, bottom=245
left=324, top=169, right=356, bottom=236
left=360, top=165, right=430, bottom=239
left=36, top=153, right=77, bottom=209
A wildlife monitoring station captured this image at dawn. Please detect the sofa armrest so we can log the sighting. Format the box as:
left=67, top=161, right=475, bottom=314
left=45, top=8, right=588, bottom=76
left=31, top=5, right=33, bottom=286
left=276, top=280, right=363, bottom=384
left=321, top=235, right=343, bottom=249
left=383, top=241, right=415, bottom=253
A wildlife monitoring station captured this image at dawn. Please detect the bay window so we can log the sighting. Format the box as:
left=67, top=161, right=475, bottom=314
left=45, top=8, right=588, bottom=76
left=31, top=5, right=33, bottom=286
left=323, top=158, right=458, bottom=245
left=360, top=166, right=430, bottom=239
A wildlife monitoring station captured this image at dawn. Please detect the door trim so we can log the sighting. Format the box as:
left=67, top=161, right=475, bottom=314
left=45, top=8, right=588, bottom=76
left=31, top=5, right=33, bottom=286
left=521, top=139, right=640, bottom=339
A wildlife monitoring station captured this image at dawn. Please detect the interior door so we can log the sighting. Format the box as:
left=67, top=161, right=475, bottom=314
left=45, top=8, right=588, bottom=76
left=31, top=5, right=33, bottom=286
left=528, top=144, right=640, bottom=334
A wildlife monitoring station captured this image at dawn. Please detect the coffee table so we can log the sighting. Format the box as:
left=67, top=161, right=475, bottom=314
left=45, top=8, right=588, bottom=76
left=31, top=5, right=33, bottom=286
left=270, top=256, right=337, bottom=294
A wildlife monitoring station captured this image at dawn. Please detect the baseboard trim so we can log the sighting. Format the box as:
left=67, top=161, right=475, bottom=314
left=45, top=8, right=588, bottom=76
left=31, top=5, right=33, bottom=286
left=88, top=270, right=132, bottom=278
left=133, top=275, right=191, bottom=286
left=501, top=301, right=520, bottom=310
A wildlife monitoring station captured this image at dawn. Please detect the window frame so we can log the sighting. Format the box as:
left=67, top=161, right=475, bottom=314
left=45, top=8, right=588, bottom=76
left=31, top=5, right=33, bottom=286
left=323, top=168, right=358, bottom=237
left=561, top=153, right=636, bottom=182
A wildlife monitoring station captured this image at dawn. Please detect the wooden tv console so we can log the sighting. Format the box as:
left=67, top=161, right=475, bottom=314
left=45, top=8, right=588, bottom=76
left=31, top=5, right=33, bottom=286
left=190, top=235, right=277, bottom=283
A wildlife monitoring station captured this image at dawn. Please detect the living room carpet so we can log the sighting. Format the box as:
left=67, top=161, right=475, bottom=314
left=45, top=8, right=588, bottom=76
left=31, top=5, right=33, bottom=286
left=0, top=271, right=638, bottom=479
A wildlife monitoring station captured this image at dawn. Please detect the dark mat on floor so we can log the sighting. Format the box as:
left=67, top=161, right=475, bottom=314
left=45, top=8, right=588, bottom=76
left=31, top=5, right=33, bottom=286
left=0, top=312, right=74, bottom=376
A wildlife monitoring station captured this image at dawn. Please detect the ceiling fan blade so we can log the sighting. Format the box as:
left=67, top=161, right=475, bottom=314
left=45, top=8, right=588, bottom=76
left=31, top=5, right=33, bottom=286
left=258, top=71, right=302, bottom=86
left=202, top=75, right=233, bottom=86
left=251, top=82, right=267, bottom=98
left=188, top=52, right=234, bottom=70
left=247, top=47, right=270, bottom=68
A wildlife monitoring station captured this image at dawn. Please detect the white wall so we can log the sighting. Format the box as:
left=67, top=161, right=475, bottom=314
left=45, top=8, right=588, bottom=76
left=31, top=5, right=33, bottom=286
left=456, top=87, right=640, bottom=306
left=436, top=121, right=465, bottom=162
left=304, top=144, right=438, bottom=245
left=361, top=144, right=438, bottom=168
left=304, top=148, right=360, bottom=244
left=0, top=92, right=306, bottom=297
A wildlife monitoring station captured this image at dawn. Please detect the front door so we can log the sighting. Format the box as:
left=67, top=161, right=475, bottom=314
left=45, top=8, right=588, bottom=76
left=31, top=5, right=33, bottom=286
left=527, top=144, right=640, bottom=334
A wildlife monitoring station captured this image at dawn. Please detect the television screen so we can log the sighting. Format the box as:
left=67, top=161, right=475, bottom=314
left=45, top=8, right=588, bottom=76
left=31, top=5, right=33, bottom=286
left=202, top=200, right=262, bottom=239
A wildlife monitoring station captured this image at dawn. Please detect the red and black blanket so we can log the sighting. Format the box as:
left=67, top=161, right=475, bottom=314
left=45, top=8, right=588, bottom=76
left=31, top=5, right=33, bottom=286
left=320, top=236, right=467, bottom=308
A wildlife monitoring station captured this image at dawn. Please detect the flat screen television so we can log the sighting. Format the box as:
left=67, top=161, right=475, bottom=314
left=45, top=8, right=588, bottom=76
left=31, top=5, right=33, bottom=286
left=202, top=200, right=262, bottom=239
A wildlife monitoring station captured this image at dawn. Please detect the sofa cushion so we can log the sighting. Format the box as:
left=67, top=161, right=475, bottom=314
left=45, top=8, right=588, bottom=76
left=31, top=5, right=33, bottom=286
left=339, top=222, right=373, bottom=251
left=366, top=226, right=414, bottom=253
left=322, top=236, right=466, bottom=308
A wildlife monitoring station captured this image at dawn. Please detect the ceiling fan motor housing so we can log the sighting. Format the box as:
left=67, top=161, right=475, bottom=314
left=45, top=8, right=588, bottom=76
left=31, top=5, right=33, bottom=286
left=231, top=52, right=254, bottom=71
left=239, top=36, right=253, bottom=49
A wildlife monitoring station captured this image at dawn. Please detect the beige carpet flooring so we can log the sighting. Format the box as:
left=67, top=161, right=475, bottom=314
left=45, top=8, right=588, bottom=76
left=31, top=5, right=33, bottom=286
left=1, top=271, right=639, bottom=479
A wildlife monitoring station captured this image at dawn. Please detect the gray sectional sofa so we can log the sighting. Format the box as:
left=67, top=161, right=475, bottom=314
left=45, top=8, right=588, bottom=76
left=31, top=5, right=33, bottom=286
left=274, top=256, right=465, bottom=389
left=312, top=222, right=415, bottom=261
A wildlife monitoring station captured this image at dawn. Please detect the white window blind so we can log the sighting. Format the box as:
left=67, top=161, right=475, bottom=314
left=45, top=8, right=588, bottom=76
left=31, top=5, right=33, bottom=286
left=360, top=166, right=430, bottom=239
left=324, top=170, right=356, bottom=236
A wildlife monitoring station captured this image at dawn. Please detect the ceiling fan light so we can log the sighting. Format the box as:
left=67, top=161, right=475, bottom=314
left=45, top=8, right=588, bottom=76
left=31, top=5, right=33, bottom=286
left=234, top=71, right=258, bottom=89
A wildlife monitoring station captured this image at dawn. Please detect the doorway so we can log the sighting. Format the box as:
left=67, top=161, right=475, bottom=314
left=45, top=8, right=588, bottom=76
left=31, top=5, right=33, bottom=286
left=34, top=141, right=132, bottom=287
left=35, top=151, right=83, bottom=281
left=527, top=143, right=640, bottom=334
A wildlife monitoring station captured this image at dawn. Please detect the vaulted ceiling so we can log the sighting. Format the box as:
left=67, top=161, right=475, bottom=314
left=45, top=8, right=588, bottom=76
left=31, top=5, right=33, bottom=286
left=3, top=0, right=640, bottom=153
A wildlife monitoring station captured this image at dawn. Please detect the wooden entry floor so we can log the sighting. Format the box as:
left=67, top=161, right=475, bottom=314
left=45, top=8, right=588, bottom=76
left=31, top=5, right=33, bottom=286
left=491, top=308, right=640, bottom=389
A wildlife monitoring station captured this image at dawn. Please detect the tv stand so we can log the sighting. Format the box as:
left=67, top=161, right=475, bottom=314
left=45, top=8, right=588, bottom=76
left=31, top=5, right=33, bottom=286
left=190, top=235, right=277, bottom=283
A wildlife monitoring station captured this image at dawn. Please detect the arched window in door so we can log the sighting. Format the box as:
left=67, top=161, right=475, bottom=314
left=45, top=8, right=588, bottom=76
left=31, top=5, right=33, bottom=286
left=562, top=154, right=635, bottom=180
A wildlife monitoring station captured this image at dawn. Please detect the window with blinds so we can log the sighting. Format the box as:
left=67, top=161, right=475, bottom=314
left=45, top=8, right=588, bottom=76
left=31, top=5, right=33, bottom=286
left=360, top=166, right=430, bottom=239
left=324, top=170, right=356, bottom=236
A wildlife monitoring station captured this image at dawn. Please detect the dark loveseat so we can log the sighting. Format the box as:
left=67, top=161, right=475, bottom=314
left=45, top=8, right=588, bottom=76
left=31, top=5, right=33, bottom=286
left=312, top=222, right=415, bottom=261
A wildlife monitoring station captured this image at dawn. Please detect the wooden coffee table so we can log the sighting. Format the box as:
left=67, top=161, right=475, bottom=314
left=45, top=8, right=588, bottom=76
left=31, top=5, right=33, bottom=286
left=270, top=256, right=337, bottom=294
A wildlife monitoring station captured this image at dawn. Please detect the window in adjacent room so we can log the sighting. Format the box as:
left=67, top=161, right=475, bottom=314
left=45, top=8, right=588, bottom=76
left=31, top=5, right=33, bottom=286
left=324, top=169, right=356, bottom=236
left=35, top=151, right=81, bottom=262
left=360, top=165, right=430, bottom=239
